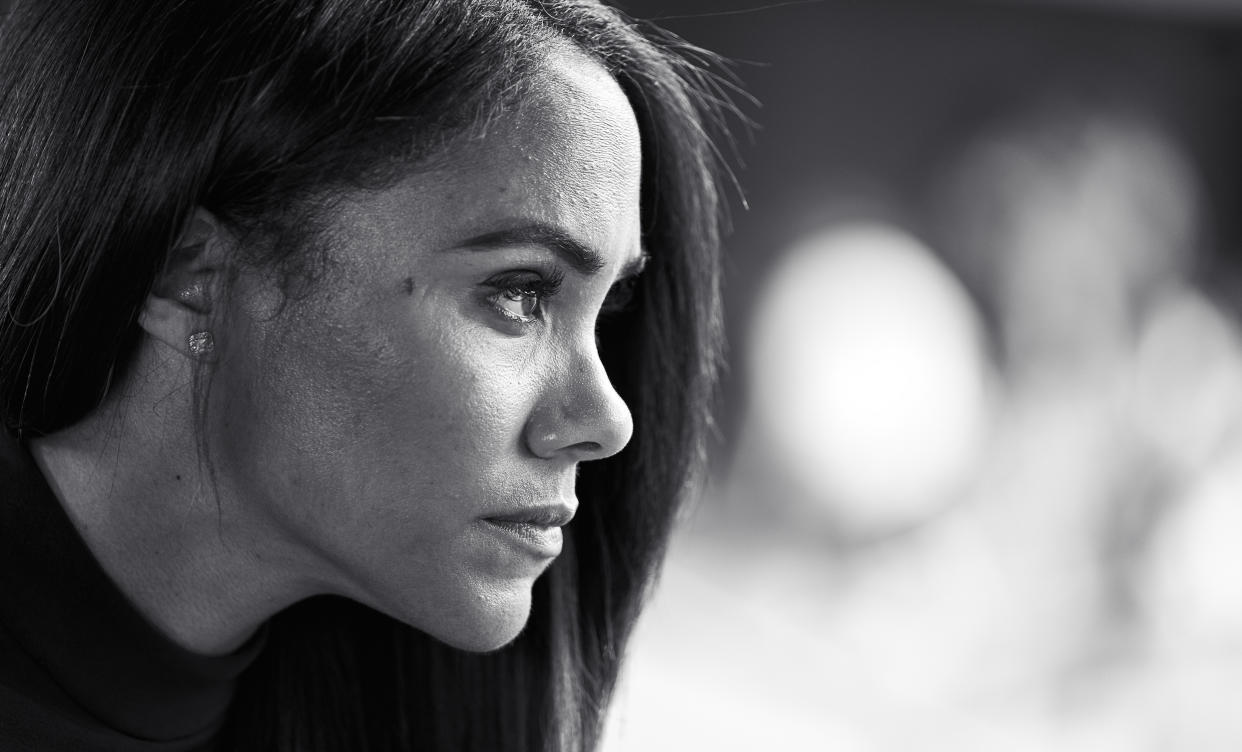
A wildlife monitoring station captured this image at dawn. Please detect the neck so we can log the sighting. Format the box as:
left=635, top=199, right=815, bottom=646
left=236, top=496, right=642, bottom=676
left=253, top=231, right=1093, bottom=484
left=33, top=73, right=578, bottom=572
left=27, top=355, right=310, bottom=656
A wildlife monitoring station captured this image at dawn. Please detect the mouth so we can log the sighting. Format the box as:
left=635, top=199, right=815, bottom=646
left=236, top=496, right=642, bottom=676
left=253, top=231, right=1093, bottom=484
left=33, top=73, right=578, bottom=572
left=483, top=503, right=576, bottom=528
left=481, top=503, right=576, bottom=559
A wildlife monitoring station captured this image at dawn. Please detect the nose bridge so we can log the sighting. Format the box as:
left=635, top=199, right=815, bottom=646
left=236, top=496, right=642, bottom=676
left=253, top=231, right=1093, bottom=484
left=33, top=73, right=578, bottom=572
left=526, top=338, right=633, bottom=461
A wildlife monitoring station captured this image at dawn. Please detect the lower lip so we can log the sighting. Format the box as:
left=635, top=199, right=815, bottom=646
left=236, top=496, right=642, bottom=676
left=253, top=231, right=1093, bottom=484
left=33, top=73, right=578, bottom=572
left=482, top=519, right=563, bottom=558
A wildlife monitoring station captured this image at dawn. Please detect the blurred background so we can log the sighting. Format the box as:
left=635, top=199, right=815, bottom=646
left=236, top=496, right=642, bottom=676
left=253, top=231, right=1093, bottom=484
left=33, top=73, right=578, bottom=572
left=601, top=1, right=1242, bottom=749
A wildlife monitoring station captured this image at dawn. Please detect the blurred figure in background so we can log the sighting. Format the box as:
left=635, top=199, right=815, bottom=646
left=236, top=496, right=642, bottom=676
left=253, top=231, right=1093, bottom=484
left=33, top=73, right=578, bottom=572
left=607, top=65, right=1242, bottom=751
left=931, top=92, right=1242, bottom=748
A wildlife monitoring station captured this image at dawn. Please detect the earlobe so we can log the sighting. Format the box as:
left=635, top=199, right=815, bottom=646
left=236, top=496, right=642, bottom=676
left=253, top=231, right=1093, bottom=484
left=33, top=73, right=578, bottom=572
left=138, top=207, right=229, bottom=360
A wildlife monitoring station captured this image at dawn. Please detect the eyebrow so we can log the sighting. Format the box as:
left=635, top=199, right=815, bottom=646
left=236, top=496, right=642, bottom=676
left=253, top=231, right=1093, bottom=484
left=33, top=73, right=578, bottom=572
left=454, top=222, right=647, bottom=279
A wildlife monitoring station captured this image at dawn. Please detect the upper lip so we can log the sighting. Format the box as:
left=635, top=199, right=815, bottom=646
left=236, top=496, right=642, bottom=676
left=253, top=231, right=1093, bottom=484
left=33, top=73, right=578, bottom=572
left=484, top=502, right=577, bottom=528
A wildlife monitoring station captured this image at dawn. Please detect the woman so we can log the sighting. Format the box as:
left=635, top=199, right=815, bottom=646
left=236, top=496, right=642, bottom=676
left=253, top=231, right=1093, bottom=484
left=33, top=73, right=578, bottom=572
left=0, top=0, right=733, bottom=749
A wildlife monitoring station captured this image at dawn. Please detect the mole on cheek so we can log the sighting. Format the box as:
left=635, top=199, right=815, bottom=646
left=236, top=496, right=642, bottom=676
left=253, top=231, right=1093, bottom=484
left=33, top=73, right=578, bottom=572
left=402, top=276, right=415, bottom=295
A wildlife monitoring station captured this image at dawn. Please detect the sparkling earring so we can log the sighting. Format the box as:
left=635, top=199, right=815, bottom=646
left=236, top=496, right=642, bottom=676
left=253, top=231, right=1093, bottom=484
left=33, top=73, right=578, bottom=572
left=177, top=280, right=207, bottom=306
left=187, top=331, right=215, bottom=358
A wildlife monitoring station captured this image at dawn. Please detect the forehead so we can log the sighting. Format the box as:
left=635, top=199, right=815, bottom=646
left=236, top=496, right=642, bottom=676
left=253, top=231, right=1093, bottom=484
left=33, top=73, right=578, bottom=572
left=442, top=45, right=640, bottom=223
left=492, top=44, right=642, bottom=189
left=390, top=47, right=640, bottom=250
left=323, top=44, right=643, bottom=280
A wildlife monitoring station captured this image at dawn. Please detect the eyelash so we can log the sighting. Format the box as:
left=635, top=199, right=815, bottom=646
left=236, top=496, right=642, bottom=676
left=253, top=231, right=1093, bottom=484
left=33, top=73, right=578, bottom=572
left=483, top=269, right=564, bottom=326
left=481, top=267, right=643, bottom=332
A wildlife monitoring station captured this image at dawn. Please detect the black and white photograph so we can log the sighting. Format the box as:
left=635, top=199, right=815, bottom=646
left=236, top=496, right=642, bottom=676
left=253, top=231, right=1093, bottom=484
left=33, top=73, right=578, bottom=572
left=1, top=1, right=1239, bottom=750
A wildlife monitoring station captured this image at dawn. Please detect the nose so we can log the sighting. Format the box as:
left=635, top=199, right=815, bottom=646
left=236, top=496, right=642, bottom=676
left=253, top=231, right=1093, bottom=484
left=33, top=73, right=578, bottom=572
left=524, top=348, right=633, bottom=462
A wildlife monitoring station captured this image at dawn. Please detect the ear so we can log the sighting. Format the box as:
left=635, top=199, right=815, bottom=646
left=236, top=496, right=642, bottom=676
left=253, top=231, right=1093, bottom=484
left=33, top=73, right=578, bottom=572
left=139, top=207, right=230, bottom=360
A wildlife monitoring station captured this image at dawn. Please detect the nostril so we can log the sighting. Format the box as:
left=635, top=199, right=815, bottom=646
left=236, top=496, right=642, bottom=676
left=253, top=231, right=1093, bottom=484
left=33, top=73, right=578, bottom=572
left=575, top=441, right=603, bottom=455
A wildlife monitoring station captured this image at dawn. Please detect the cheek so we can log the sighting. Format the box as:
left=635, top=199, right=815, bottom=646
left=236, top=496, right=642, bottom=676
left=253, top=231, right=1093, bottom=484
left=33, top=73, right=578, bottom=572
left=215, top=289, right=538, bottom=503
left=391, top=327, right=539, bottom=467
left=248, top=314, right=403, bottom=456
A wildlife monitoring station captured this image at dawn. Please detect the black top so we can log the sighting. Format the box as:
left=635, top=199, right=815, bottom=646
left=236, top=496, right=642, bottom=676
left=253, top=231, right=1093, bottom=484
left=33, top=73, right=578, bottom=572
left=0, top=432, right=266, bottom=750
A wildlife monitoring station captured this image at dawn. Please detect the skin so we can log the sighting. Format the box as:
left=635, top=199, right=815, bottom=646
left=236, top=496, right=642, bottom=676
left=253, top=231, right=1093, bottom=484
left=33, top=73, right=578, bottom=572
left=29, top=43, right=642, bottom=655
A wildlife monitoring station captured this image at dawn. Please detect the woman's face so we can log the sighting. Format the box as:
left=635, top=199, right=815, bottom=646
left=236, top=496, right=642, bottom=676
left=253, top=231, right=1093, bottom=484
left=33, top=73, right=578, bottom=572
left=209, top=46, right=642, bottom=650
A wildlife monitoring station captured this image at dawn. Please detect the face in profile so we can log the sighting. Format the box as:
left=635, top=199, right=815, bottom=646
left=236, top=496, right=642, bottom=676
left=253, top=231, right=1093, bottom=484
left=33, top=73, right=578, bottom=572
left=206, top=45, right=643, bottom=651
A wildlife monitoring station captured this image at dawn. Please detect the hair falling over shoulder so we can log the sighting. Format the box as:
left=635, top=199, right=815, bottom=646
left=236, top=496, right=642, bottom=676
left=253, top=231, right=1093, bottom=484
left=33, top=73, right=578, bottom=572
left=0, top=1, right=741, bottom=748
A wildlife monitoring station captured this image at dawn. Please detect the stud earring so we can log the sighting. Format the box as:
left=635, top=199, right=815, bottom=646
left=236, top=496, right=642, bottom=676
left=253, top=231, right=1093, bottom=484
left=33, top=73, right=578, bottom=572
left=187, top=331, right=215, bottom=358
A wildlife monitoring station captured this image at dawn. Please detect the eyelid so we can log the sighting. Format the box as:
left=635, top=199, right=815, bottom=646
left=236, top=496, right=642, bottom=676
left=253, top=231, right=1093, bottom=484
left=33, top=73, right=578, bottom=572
left=484, top=268, right=564, bottom=297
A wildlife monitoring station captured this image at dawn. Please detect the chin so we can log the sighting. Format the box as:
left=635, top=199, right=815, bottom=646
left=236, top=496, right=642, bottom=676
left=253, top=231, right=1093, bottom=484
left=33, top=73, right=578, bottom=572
left=437, top=622, right=528, bottom=653
left=395, top=580, right=537, bottom=653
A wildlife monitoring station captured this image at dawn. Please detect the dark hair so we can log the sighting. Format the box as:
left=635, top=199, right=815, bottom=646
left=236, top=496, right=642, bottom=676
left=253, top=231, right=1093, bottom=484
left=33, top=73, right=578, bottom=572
left=0, top=0, right=734, bottom=749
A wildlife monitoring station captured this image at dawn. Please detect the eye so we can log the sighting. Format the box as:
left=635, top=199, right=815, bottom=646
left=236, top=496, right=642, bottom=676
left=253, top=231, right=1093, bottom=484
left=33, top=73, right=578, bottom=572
left=483, top=269, right=563, bottom=326
left=494, top=286, right=541, bottom=322
left=600, top=276, right=639, bottom=320
left=594, top=275, right=646, bottom=351
left=598, top=252, right=648, bottom=327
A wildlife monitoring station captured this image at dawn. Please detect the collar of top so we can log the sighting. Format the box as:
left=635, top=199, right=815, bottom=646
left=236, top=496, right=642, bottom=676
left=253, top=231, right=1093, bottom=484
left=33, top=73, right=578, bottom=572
left=0, top=430, right=267, bottom=743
